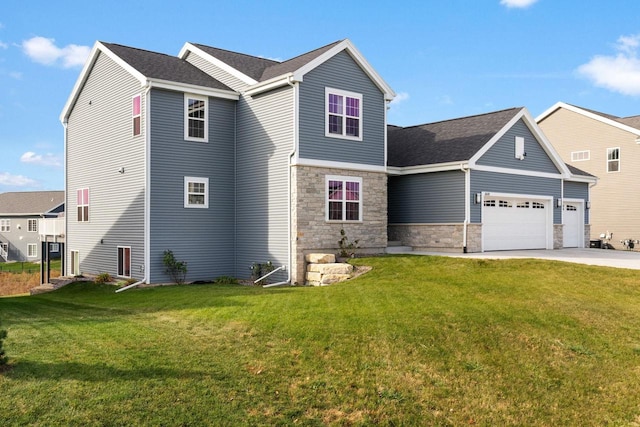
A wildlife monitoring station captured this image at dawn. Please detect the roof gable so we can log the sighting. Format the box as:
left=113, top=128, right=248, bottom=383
left=536, top=101, right=640, bottom=136
left=0, top=191, right=64, bottom=216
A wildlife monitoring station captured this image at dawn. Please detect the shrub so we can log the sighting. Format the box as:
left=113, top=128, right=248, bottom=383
left=95, top=272, right=112, bottom=284
left=163, top=250, right=187, bottom=284
left=338, top=228, right=360, bottom=258
left=213, top=276, right=238, bottom=285
left=250, top=261, right=274, bottom=285
left=0, top=324, right=7, bottom=366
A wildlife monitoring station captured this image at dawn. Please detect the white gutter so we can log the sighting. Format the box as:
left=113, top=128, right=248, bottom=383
left=115, top=277, right=147, bottom=293
left=263, top=75, right=298, bottom=288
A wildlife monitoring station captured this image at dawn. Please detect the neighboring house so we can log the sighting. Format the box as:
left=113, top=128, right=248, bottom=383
left=61, top=39, right=394, bottom=285
left=387, top=107, right=596, bottom=252
left=0, top=191, right=65, bottom=262
left=537, top=102, right=640, bottom=244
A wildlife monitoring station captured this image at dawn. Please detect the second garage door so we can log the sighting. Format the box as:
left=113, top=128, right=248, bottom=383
left=482, top=195, right=551, bottom=251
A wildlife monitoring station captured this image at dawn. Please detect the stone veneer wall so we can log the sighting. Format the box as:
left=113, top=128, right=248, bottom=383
left=291, top=165, right=387, bottom=285
left=388, top=223, right=482, bottom=253
left=553, top=224, right=563, bottom=249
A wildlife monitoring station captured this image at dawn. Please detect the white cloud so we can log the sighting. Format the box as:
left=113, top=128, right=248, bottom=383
left=390, top=91, right=409, bottom=106
left=21, top=36, right=90, bottom=68
left=0, top=172, right=37, bottom=187
left=577, top=34, right=640, bottom=96
left=20, top=151, right=63, bottom=168
left=500, top=0, right=538, bottom=8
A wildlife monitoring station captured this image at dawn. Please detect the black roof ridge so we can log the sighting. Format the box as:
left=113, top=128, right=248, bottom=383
left=390, top=107, right=523, bottom=130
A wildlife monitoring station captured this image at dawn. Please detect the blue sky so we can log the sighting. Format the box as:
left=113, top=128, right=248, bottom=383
left=1, top=0, right=639, bottom=192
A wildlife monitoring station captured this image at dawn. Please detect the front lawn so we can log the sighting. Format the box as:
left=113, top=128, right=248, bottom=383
left=1, top=255, right=640, bottom=425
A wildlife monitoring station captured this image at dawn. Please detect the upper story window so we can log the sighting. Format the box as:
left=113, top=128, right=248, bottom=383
left=184, top=94, right=208, bottom=142
left=607, top=147, right=620, bottom=173
left=132, top=94, right=141, bottom=137
left=184, top=177, right=209, bottom=208
left=77, top=188, right=89, bottom=222
left=571, top=150, right=590, bottom=162
left=27, top=219, right=37, bottom=232
left=325, top=88, right=362, bottom=141
left=0, top=219, right=10, bottom=232
left=326, top=176, right=362, bottom=222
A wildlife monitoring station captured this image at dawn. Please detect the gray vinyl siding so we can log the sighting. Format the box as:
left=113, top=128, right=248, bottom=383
left=298, top=51, right=386, bottom=166
left=65, top=52, right=146, bottom=278
left=388, top=171, right=466, bottom=223
left=470, top=170, right=562, bottom=224
left=149, top=89, right=236, bottom=283
left=564, top=180, right=590, bottom=224
left=235, top=86, right=293, bottom=281
left=185, top=51, right=248, bottom=92
left=0, top=216, right=42, bottom=261
left=477, top=120, right=560, bottom=174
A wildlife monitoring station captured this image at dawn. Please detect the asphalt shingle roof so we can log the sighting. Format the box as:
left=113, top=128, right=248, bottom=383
left=102, top=42, right=233, bottom=92
left=565, top=163, right=595, bottom=177
left=567, top=103, right=640, bottom=131
left=0, top=191, right=64, bottom=215
left=193, top=40, right=343, bottom=82
left=388, top=108, right=522, bottom=167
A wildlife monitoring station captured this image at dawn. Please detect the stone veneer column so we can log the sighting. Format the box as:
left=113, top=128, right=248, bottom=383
left=291, top=165, right=387, bottom=285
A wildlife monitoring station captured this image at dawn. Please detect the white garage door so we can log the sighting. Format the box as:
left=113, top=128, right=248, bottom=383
left=483, top=196, right=550, bottom=251
left=563, top=202, right=582, bottom=248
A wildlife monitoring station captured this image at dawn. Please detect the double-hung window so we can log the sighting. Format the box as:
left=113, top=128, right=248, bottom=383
left=184, top=177, right=209, bottom=208
left=27, top=243, right=37, bottom=258
left=326, top=176, right=362, bottom=222
left=326, top=88, right=362, bottom=141
left=607, top=147, right=620, bottom=172
left=184, top=94, right=208, bottom=142
left=27, top=219, right=37, bottom=232
left=77, top=188, right=89, bottom=222
left=0, top=219, right=10, bottom=232
left=132, top=94, right=141, bottom=136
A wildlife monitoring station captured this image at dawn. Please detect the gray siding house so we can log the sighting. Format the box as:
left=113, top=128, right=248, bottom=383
left=387, top=108, right=596, bottom=252
left=0, top=191, right=64, bottom=262
left=61, top=39, right=394, bottom=285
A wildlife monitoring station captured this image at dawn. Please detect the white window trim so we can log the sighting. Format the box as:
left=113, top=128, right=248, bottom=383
left=570, top=150, right=590, bottom=162
left=184, top=93, right=208, bottom=142
left=49, top=243, right=60, bottom=252
left=184, top=176, right=209, bottom=208
left=607, top=147, right=620, bottom=173
left=325, top=87, right=363, bottom=141
left=77, top=188, right=90, bottom=222
left=117, top=246, right=132, bottom=278
left=27, top=243, right=37, bottom=258
left=325, top=175, right=363, bottom=222
left=0, top=219, right=10, bottom=232
left=132, top=94, right=142, bottom=137
left=27, top=219, right=38, bottom=233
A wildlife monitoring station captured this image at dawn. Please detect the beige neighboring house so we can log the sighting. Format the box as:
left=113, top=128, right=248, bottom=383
left=537, top=102, right=640, bottom=246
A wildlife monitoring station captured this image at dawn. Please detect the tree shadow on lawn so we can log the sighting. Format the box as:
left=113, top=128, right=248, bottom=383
left=3, top=359, right=225, bottom=382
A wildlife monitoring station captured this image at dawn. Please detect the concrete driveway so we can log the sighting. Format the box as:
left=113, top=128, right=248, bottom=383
left=407, top=248, right=640, bottom=270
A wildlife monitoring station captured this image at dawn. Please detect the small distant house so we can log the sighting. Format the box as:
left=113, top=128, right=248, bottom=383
left=61, top=39, right=394, bottom=285
left=0, top=191, right=65, bottom=262
left=537, top=102, right=640, bottom=243
left=387, top=107, right=596, bottom=252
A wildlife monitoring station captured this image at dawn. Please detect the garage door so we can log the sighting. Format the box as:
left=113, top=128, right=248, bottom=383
left=483, top=196, right=550, bottom=251
left=562, top=202, right=582, bottom=248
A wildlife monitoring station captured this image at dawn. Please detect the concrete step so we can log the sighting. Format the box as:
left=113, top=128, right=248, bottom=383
left=385, top=245, right=413, bottom=254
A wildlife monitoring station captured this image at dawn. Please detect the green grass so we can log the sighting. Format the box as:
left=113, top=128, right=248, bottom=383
left=1, top=255, right=640, bottom=425
left=0, top=259, right=61, bottom=274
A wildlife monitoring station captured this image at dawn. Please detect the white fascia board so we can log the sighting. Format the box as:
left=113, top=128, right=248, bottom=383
left=294, top=157, right=386, bottom=173
left=148, top=78, right=239, bottom=100
left=565, top=174, right=598, bottom=184
left=389, top=161, right=469, bottom=176
left=472, top=164, right=565, bottom=180
left=468, top=107, right=570, bottom=176
left=179, top=42, right=258, bottom=86
left=480, top=190, right=553, bottom=201
left=243, top=73, right=294, bottom=97
left=537, top=101, right=640, bottom=136
left=292, top=39, right=396, bottom=100
left=60, top=41, right=146, bottom=122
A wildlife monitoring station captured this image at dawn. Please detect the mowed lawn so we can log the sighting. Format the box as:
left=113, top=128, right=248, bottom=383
left=1, top=255, right=640, bottom=426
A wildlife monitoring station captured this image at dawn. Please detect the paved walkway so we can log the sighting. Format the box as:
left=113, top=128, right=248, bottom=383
left=404, top=248, right=640, bottom=270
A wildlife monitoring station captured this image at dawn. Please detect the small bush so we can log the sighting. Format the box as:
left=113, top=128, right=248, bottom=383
left=250, top=261, right=274, bottom=285
left=213, top=276, right=238, bottom=285
left=163, top=250, right=187, bottom=284
left=95, top=272, right=113, bottom=285
left=0, top=324, right=7, bottom=366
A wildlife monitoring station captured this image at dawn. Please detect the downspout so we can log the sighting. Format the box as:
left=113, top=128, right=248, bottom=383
left=62, top=120, right=69, bottom=276
left=118, top=84, right=152, bottom=292
left=263, top=75, right=297, bottom=288
left=462, top=163, right=470, bottom=253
